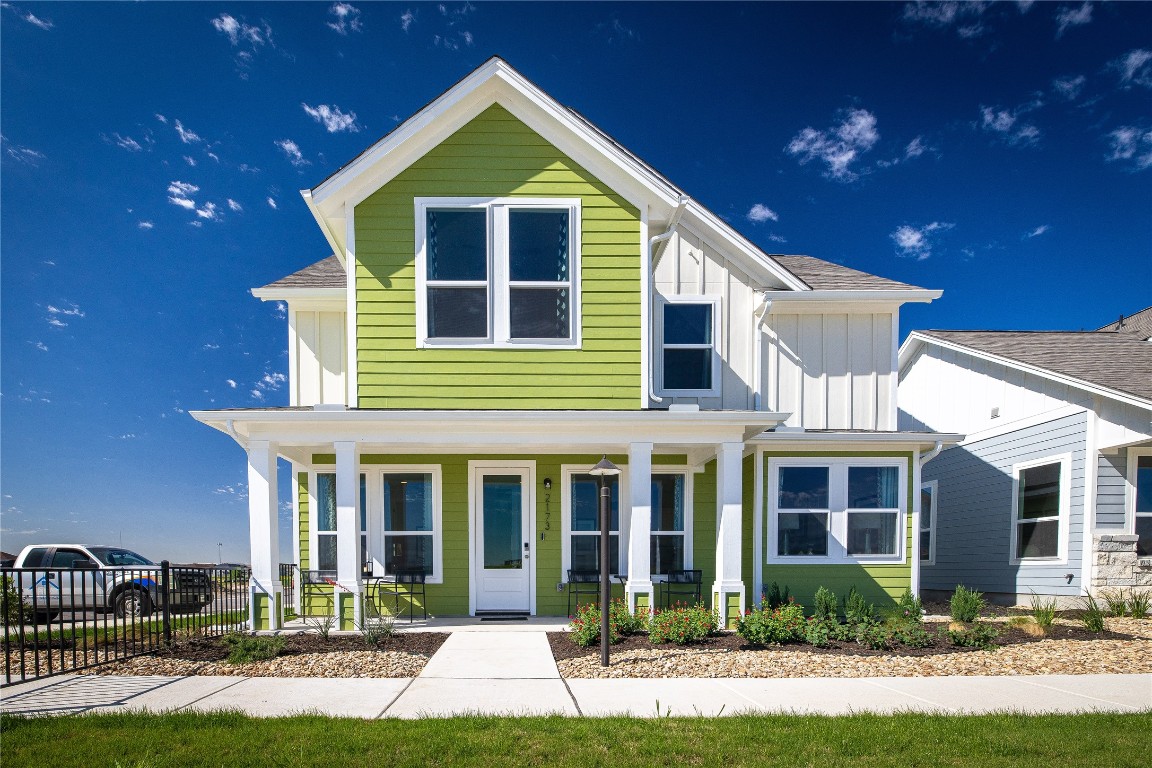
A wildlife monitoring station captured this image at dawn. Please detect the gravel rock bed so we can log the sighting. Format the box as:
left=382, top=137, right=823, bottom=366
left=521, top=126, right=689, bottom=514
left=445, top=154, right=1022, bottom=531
left=84, top=632, right=448, bottom=679
left=552, top=618, right=1152, bottom=679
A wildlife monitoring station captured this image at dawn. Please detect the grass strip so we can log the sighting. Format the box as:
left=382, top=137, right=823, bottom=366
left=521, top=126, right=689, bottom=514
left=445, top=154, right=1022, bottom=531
left=2, top=711, right=1149, bottom=768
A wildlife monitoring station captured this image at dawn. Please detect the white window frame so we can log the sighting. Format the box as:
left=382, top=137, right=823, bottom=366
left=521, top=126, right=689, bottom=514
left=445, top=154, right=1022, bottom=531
left=309, top=470, right=340, bottom=575
left=311, top=465, right=444, bottom=584
left=649, top=468, right=693, bottom=579
left=655, top=295, right=722, bottom=397
left=767, top=457, right=908, bottom=565
left=1124, top=447, right=1151, bottom=550
left=920, top=480, right=937, bottom=566
left=414, top=197, right=582, bottom=349
left=1008, top=453, right=1071, bottom=566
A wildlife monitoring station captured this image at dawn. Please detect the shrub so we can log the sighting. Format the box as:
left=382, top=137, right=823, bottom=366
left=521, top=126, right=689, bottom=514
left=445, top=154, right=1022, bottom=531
left=843, top=587, right=875, bottom=627
left=947, top=622, right=998, bottom=650
left=1101, top=589, right=1128, bottom=618
left=828, top=621, right=857, bottom=642
left=891, top=620, right=934, bottom=648
left=1029, top=592, right=1058, bottom=629
left=803, top=617, right=833, bottom=647
left=813, top=586, right=838, bottom=622
left=1080, top=594, right=1106, bottom=633
left=855, top=622, right=893, bottom=651
left=569, top=602, right=620, bottom=647
left=610, top=598, right=649, bottom=635
left=2, top=575, right=31, bottom=627
left=949, top=585, right=984, bottom=623
left=764, top=582, right=791, bottom=610
left=1129, top=590, right=1150, bottom=620
left=648, top=603, right=718, bottom=645
left=735, top=600, right=806, bottom=645
left=303, top=613, right=336, bottom=640
left=360, top=596, right=396, bottom=645
left=895, top=590, right=923, bottom=623
left=222, top=633, right=285, bottom=664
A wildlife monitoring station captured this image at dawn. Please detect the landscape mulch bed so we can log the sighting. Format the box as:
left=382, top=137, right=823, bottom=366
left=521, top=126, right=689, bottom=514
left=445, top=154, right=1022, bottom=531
left=150, top=632, right=448, bottom=663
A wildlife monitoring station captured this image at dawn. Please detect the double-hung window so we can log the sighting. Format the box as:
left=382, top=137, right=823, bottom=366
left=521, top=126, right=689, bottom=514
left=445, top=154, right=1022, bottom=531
left=567, top=473, right=620, bottom=575
left=1011, top=455, right=1070, bottom=563
left=769, top=459, right=906, bottom=563
left=315, top=472, right=369, bottom=575
left=920, top=481, right=937, bottom=564
left=658, top=297, right=719, bottom=394
left=651, top=473, right=688, bottom=576
left=417, top=198, right=580, bottom=347
left=381, top=473, right=436, bottom=577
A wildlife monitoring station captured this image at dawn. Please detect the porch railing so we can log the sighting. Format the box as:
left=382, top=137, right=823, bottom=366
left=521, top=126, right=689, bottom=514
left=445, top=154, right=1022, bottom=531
left=1, top=562, right=251, bottom=687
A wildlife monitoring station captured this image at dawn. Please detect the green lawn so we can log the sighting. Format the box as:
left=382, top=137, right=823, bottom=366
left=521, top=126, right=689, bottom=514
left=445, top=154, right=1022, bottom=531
left=2, top=711, right=1149, bottom=768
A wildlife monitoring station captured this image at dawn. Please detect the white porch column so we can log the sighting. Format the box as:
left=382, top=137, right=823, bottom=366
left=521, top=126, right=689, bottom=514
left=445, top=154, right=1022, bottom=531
left=712, top=442, right=745, bottom=628
left=626, top=442, right=654, bottom=614
left=334, top=441, right=361, bottom=628
left=246, top=440, right=282, bottom=630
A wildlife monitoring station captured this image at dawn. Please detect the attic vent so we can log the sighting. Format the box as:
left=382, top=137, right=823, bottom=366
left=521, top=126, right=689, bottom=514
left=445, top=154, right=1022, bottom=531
left=990, top=407, right=1000, bottom=419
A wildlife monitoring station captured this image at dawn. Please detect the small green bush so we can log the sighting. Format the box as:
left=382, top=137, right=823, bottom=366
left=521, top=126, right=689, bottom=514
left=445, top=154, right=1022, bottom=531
left=610, top=598, right=649, bottom=635
left=1029, top=592, right=1058, bottom=629
left=569, top=602, right=620, bottom=647
left=1100, top=589, right=1128, bottom=618
left=1129, top=590, right=1150, bottom=620
left=648, top=603, right=718, bottom=645
left=2, top=575, right=31, bottom=627
left=947, top=622, right=998, bottom=650
left=1080, top=594, right=1106, bottom=633
left=803, top=617, right=834, bottom=647
left=764, top=582, right=791, bottom=610
left=891, top=620, right=934, bottom=648
left=735, top=600, right=805, bottom=645
left=813, top=586, right=838, bottom=622
left=222, top=633, right=285, bottom=664
left=949, top=585, right=984, bottom=623
left=843, top=587, right=875, bottom=627
left=894, top=590, right=923, bottom=623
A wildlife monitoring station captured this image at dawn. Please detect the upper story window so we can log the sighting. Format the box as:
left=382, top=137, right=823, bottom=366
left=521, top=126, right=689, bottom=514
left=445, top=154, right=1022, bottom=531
left=416, top=198, right=581, bottom=348
left=658, top=297, right=720, bottom=395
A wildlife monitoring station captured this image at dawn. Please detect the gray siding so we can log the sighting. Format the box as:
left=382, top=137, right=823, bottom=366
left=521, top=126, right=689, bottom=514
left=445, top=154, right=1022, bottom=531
left=1095, top=452, right=1127, bottom=530
left=921, top=412, right=1087, bottom=597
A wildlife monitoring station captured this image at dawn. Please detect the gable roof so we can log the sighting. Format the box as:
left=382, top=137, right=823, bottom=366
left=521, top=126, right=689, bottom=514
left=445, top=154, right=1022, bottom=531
left=1097, top=306, right=1152, bottom=340
left=257, top=255, right=345, bottom=290
left=770, top=255, right=921, bottom=291
left=906, top=329, right=1152, bottom=408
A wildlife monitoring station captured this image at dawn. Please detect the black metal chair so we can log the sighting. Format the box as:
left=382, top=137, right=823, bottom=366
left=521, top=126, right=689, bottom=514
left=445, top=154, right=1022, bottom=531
left=365, top=569, right=428, bottom=623
left=566, top=569, right=600, bottom=616
left=660, top=569, right=703, bottom=608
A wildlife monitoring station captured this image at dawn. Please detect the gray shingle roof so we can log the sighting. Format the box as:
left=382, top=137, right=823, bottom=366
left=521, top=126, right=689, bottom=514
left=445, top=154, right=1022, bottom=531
left=919, top=330, right=1152, bottom=404
left=770, top=255, right=924, bottom=291
left=258, top=255, right=345, bottom=290
left=1097, top=306, right=1152, bottom=341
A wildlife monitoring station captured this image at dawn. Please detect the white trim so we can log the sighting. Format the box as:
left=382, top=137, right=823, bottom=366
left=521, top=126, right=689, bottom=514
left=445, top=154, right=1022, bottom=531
left=766, top=289, right=941, bottom=304
left=655, top=294, right=723, bottom=397
left=287, top=310, right=299, bottom=407
left=766, top=456, right=909, bottom=565
left=752, top=445, right=764, bottom=607
left=1008, top=452, right=1072, bottom=566
left=639, top=211, right=650, bottom=409
left=1126, top=446, right=1152, bottom=537
left=468, top=460, right=537, bottom=615
left=345, top=201, right=359, bottom=407
left=414, top=197, right=582, bottom=349
left=919, top=479, right=938, bottom=567
left=958, top=404, right=1086, bottom=446
left=291, top=462, right=302, bottom=614
left=251, top=287, right=345, bottom=302
left=1081, top=409, right=1098, bottom=594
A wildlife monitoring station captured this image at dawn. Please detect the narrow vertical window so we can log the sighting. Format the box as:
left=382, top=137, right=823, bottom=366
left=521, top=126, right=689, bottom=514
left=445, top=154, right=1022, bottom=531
left=381, top=473, right=435, bottom=576
left=920, top=482, right=936, bottom=563
left=650, top=474, right=686, bottom=575
left=662, top=302, right=715, bottom=391
left=1134, top=455, right=1151, bottom=556
left=1015, top=461, right=1062, bottom=560
left=316, top=473, right=337, bottom=574
left=570, top=474, right=620, bottom=574
left=508, top=209, right=572, bottom=340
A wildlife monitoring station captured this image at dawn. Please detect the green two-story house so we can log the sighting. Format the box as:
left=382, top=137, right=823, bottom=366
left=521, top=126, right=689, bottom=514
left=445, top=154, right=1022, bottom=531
left=192, top=58, right=959, bottom=630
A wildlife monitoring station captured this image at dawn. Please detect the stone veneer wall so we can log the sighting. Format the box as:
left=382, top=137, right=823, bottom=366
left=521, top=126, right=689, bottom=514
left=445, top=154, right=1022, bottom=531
left=1092, top=534, right=1152, bottom=591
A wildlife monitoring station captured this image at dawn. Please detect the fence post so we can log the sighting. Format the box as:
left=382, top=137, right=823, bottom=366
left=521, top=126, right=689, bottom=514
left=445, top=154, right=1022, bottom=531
left=161, top=560, right=172, bottom=646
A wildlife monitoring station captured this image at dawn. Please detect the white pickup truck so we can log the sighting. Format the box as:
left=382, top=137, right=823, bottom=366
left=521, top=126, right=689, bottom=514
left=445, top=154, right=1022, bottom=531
left=11, top=544, right=213, bottom=620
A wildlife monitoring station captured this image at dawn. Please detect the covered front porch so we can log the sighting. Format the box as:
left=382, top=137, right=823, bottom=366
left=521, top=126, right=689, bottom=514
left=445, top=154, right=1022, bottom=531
left=190, top=408, right=785, bottom=630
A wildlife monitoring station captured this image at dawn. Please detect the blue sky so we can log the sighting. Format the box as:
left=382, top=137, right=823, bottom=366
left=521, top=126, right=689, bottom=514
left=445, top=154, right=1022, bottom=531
left=2, top=2, right=1149, bottom=563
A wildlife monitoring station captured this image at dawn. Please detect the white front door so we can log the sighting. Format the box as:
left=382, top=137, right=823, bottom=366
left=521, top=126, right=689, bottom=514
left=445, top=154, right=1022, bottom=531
left=473, top=466, right=533, bottom=613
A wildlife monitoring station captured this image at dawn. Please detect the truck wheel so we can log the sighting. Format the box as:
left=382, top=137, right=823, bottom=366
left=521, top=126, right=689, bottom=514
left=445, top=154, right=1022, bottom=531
left=32, top=610, right=59, bottom=624
left=114, top=588, right=151, bottom=619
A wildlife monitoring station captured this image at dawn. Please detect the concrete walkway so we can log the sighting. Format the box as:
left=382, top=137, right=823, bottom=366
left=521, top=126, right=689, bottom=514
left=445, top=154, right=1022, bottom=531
left=3, top=626, right=1149, bottom=718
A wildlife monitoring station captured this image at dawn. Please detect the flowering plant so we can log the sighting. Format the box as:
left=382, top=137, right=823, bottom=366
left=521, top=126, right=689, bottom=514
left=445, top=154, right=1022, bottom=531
left=648, top=602, right=719, bottom=644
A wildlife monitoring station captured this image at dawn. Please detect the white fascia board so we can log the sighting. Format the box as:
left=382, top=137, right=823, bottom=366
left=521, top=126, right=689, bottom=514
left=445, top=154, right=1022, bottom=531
left=189, top=409, right=788, bottom=448
left=749, top=431, right=964, bottom=451
left=767, top=289, right=942, bottom=305
left=301, top=189, right=346, bottom=267
left=904, top=331, right=1152, bottom=412
left=250, top=287, right=345, bottom=303
left=679, top=206, right=809, bottom=292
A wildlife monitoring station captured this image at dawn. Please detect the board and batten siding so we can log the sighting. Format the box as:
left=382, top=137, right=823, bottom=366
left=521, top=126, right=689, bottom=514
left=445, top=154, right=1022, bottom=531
left=921, top=412, right=1088, bottom=598
left=1095, top=451, right=1127, bottom=530
left=353, top=104, right=642, bottom=409
left=292, top=310, right=346, bottom=406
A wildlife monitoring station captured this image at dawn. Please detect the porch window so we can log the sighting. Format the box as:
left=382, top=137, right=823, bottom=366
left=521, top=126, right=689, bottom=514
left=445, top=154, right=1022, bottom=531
left=846, top=466, right=900, bottom=556
left=776, top=466, right=829, bottom=556
left=659, top=299, right=719, bottom=394
left=920, top=481, right=937, bottom=563
left=569, top=473, right=620, bottom=575
left=1012, top=456, right=1069, bottom=562
left=1135, top=454, right=1151, bottom=557
left=651, top=473, right=686, bottom=576
left=418, top=199, right=579, bottom=347
left=381, top=473, right=435, bottom=576
left=316, top=473, right=337, bottom=573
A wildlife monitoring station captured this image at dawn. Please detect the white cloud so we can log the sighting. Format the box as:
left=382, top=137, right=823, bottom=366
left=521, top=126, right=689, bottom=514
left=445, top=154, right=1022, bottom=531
left=155, top=113, right=168, bottom=124
left=169, top=196, right=196, bottom=211
left=767, top=234, right=787, bottom=244
left=786, top=108, right=879, bottom=181
left=1017, top=0, right=1035, bottom=11
left=183, top=155, right=196, bottom=166
left=890, top=221, right=954, bottom=260
left=327, top=2, right=363, bottom=34
left=1, top=3, right=53, bottom=30
left=227, top=198, right=243, bottom=212
left=207, top=152, right=220, bottom=163
left=978, top=106, right=1040, bottom=145
left=138, top=221, right=154, bottom=230
left=2, top=134, right=45, bottom=166
left=174, top=120, right=200, bottom=144
left=904, top=136, right=928, bottom=159
left=746, top=204, right=779, bottom=223
left=195, top=201, right=221, bottom=221
left=901, top=1, right=987, bottom=35
left=400, top=8, right=415, bottom=31
left=302, top=103, right=361, bottom=133
left=226, top=379, right=237, bottom=388
left=1112, top=49, right=1152, bottom=89
left=46, top=302, right=84, bottom=328
left=31, top=340, right=48, bottom=351
left=168, top=181, right=197, bottom=196
left=203, top=342, right=220, bottom=350
left=109, top=133, right=142, bottom=151
left=266, top=196, right=278, bottom=209
left=250, top=389, right=264, bottom=401
left=275, top=139, right=309, bottom=166
left=210, top=13, right=270, bottom=46
left=1025, top=225, right=1050, bottom=238
left=1051, top=75, right=1086, bottom=100
left=1105, top=126, right=1152, bottom=171
left=1055, top=2, right=1092, bottom=38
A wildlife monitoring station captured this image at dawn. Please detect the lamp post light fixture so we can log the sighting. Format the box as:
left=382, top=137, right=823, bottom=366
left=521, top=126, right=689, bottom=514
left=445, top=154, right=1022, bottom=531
left=588, top=455, right=621, bottom=667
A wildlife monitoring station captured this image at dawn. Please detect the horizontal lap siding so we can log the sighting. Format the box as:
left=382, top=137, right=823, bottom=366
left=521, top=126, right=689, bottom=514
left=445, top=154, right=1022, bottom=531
left=1096, top=452, right=1127, bottom=529
left=921, top=412, right=1087, bottom=597
left=355, top=105, right=641, bottom=409
left=297, top=473, right=309, bottom=572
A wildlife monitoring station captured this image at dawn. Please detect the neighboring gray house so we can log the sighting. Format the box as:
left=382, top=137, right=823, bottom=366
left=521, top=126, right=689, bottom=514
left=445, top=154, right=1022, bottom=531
left=898, top=309, right=1152, bottom=604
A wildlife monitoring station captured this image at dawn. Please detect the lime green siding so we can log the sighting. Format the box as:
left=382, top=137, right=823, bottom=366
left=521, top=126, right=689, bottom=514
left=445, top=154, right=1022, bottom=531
left=354, top=104, right=642, bottom=409
left=297, top=472, right=309, bottom=572
left=252, top=593, right=278, bottom=630
left=691, top=459, right=716, bottom=609
left=761, top=451, right=915, bottom=610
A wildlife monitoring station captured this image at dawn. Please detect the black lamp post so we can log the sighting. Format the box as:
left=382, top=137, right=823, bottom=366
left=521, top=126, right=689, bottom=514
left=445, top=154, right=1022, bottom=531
left=588, top=455, right=621, bottom=667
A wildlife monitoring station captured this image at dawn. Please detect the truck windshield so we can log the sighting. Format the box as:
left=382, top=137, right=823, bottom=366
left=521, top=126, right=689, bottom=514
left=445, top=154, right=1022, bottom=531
left=88, top=547, right=155, bottom=566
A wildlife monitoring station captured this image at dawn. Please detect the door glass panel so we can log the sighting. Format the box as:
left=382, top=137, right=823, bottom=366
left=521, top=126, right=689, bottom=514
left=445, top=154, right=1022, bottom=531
left=483, top=475, right=523, bottom=570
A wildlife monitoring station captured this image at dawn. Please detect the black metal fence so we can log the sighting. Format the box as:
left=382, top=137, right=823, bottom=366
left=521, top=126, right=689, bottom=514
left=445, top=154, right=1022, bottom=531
left=278, top=562, right=296, bottom=614
left=1, top=562, right=251, bottom=687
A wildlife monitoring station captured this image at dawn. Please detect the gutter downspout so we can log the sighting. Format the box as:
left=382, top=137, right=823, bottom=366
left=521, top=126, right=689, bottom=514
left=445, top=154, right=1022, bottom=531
left=226, top=419, right=248, bottom=451
left=752, top=292, right=772, bottom=411
left=647, top=195, right=690, bottom=405
left=918, top=441, right=943, bottom=467
left=911, top=440, right=943, bottom=600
